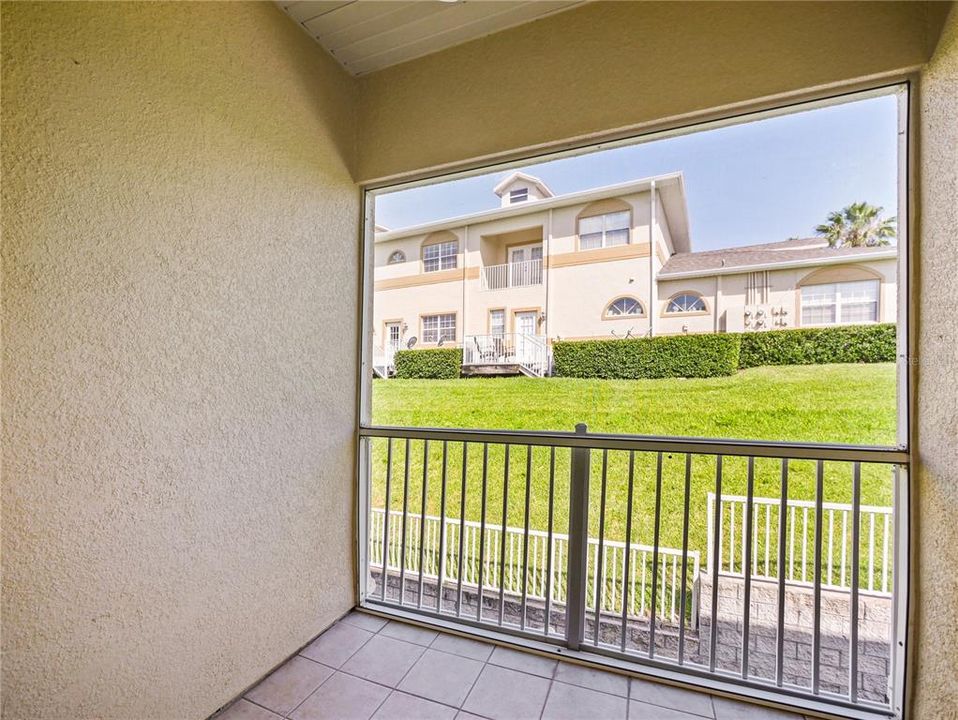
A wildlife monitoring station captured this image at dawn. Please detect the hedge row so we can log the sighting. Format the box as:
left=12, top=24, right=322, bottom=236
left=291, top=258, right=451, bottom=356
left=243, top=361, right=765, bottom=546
left=390, top=324, right=897, bottom=380
left=393, top=348, right=462, bottom=379
left=553, top=333, right=742, bottom=379
left=736, top=323, right=896, bottom=368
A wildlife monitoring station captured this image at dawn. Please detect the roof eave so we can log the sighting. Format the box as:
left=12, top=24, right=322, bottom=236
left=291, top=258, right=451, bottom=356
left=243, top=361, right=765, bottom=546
left=657, top=249, right=898, bottom=280
left=375, top=172, right=686, bottom=243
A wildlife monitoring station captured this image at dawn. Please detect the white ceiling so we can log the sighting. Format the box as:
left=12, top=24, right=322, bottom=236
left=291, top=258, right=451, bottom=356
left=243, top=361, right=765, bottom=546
left=278, top=1, right=585, bottom=76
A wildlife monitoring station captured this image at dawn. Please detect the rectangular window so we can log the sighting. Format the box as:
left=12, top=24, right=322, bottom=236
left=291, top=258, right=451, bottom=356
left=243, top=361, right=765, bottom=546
left=801, top=279, right=879, bottom=325
left=489, top=309, right=505, bottom=336
left=423, top=240, right=458, bottom=272
left=509, top=188, right=528, bottom=203
left=422, top=313, right=456, bottom=343
left=578, top=210, right=630, bottom=249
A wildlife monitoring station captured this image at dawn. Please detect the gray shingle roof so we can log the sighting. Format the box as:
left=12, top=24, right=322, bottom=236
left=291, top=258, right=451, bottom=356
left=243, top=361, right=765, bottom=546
left=659, top=237, right=895, bottom=276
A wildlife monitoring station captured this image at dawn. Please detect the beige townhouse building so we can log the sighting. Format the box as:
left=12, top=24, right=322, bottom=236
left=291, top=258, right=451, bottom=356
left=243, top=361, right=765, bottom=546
left=372, top=171, right=897, bottom=377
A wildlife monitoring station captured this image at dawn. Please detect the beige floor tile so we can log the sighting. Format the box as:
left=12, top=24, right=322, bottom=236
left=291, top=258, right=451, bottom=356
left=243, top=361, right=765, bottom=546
left=372, top=691, right=457, bottom=720
left=300, top=622, right=373, bottom=668
left=341, top=611, right=388, bottom=633
left=380, top=620, right=440, bottom=646
left=554, top=662, right=629, bottom=697
left=290, top=672, right=389, bottom=720
left=712, top=696, right=804, bottom=719
left=398, top=648, right=484, bottom=707
left=341, top=634, right=426, bottom=687
left=487, top=645, right=557, bottom=678
left=630, top=678, right=715, bottom=717
left=216, top=699, right=283, bottom=720
left=244, top=656, right=332, bottom=716
left=542, top=681, right=627, bottom=720
left=430, top=633, right=494, bottom=662
left=630, top=700, right=704, bottom=720
left=461, top=665, right=551, bottom=720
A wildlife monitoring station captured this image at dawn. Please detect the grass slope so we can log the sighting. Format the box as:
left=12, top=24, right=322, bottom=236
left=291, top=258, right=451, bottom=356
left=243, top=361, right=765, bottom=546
left=368, top=364, right=897, bottom=584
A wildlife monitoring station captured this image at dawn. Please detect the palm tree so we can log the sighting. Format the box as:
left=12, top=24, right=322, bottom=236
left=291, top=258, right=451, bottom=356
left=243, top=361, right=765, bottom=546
left=815, top=202, right=896, bottom=248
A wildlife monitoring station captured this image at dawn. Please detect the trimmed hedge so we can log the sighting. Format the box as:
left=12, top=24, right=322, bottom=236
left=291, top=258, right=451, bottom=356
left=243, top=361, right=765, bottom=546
left=553, top=334, right=741, bottom=380
left=736, top=323, right=896, bottom=368
left=394, top=348, right=463, bottom=379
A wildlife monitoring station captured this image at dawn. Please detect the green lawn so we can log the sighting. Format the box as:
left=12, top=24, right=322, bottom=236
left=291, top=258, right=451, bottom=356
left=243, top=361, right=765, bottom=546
left=368, top=364, right=897, bottom=584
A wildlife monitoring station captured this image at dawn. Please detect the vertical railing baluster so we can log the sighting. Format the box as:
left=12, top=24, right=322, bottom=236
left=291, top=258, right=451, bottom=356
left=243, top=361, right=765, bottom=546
left=678, top=453, right=693, bottom=664
left=850, top=462, right=862, bottom=703
left=648, top=452, right=663, bottom=658
left=709, top=455, right=723, bottom=672
left=498, top=445, right=510, bottom=626
left=620, top=451, right=635, bottom=652
left=840, top=510, right=848, bottom=588
left=520, top=445, right=533, bottom=630
left=742, top=456, right=755, bottom=679
left=882, top=513, right=890, bottom=593
left=436, top=441, right=449, bottom=613
left=594, top=450, right=609, bottom=646
left=477, top=443, right=489, bottom=623
left=868, top=513, right=876, bottom=591
left=802, top=507, right=809, bottom=582
left=812, top=460, right=825, bottom=694
left=418, top=440, right=429, bottom=608
left=456, top=443, right=468, bottom=616
left=729, top=501, right=736, bottom=574
left=544, top=447, right=556, bottom=637
left=775, top=459, right=789, bottom=687
left=827, top=509, right=834, bottom=587
left=640, top=551, right=647, bottom=617
left=399, top=439, right=411, bottom=606
left=381, top=439, right=393, bottom=602
left=566, top=424, right=590, bottom=651
left=765, top=503, right=772, bottom=576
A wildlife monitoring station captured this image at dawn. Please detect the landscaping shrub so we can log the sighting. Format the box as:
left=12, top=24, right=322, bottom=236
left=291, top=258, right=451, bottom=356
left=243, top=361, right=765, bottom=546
left=553, top=334, right=741, bottom=379
left=393, top=348, right=462, bottom=379
left=736, top=323, right=896, bottom=368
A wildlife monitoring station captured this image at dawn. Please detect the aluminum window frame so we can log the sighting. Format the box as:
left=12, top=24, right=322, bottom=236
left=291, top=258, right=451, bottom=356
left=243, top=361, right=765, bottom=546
left=355, top=80, right=915, bottom=720
left=801, top=279, right=881, bottom=326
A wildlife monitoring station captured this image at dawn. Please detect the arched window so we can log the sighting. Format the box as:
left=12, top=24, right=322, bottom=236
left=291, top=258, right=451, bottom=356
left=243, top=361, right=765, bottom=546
left=387, top=250, right=406, bottom=265
left=665, top=292, right=707, bottom=314
left=604, top=297, right=645, bottom=318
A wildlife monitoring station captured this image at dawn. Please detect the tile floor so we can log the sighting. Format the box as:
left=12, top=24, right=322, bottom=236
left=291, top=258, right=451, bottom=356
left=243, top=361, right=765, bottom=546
left=217, top=611, right=815, bottom=720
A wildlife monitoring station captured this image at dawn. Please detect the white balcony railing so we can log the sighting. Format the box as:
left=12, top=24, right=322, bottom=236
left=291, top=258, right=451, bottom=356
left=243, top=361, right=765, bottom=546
left=462, top=333, right=548, bottom=377
left=479, top=259, right=543, bottom=291
left=360, top=425, right=907, bottom=715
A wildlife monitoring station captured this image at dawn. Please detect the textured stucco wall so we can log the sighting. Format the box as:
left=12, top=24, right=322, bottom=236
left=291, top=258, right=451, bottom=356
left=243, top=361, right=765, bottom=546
left=357, top=1, right=949, bottom=182
left=1, top=3, right=359, bottom=719
left=912, top=5, right=958, bottom=717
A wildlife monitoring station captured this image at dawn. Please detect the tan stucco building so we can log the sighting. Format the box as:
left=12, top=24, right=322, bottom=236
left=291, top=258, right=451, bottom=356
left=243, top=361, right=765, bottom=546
left=373, top=171, right=897, bottom=374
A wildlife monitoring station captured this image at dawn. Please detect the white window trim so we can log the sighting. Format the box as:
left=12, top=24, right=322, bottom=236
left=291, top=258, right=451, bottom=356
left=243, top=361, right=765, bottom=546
left=578, top=210, right=631, bottom=250
left=422, top=240, right=458, bottom=273
left=800, top=279, right=880, bottom=326
left=422, top=313, right=457, bottom=343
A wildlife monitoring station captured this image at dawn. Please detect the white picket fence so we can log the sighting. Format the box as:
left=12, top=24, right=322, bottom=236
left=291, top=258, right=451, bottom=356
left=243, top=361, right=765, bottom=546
left=707, top=493, right=893, bottom=595
left=369, top=508, right=699, bottom=624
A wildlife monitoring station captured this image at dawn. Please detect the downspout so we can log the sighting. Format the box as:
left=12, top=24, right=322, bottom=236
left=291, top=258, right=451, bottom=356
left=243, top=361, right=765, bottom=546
left=649, top=181, right=657, bottom=337
left=545, top=209, right=553, bottom=342
left=462, top=225, right=469, bottom=346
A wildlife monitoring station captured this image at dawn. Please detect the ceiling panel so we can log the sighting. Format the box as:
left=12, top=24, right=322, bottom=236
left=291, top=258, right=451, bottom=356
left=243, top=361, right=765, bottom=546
left=278, top=0, right=586, bottom=76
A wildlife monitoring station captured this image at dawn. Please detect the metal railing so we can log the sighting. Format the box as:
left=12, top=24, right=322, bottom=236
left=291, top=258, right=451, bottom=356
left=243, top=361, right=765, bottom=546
left=369, top=508, right=698, bottom=623
left=707, top=493, right=894, bottom=594
left=479, top=259, right=543, bottom=290
left=358, top=424, right=907, bottom=717
left=462, top=333, right=549, bottom=377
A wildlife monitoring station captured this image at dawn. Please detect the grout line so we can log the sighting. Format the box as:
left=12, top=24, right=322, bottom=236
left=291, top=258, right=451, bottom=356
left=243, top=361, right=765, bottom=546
left=236, top=696, right=286, bottom=718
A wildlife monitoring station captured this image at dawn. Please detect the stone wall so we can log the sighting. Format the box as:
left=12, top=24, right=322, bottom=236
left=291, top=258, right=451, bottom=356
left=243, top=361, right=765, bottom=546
left=370, top=569, right=892, bottom=704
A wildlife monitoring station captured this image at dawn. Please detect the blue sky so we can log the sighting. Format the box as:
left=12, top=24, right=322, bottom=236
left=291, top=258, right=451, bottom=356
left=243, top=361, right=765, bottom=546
left=374, top=93, right=899, bottom=252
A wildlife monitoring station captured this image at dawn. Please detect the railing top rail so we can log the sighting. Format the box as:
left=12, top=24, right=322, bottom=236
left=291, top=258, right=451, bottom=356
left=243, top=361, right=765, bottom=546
left=359, top=425, right=909, bottom=464
left=707, top=492, right=894, bottom=514
left=370, top=507, right=698, bottom=559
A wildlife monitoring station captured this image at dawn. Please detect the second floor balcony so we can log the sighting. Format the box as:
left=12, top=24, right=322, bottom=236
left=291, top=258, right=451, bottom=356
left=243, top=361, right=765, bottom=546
left=479, top=258, right=543, bottom=291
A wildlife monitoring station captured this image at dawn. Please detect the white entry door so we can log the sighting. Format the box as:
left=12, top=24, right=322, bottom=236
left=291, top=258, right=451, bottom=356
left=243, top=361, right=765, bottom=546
left=509, top=244, right=543, bottom=287
left=385, top=322, right=401, bottom=364
left=515, top=311, right=538, bottom=364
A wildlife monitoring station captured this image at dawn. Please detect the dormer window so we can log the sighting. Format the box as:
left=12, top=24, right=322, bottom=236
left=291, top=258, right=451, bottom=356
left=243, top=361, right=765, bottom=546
left=509, top=188, right=529, bottom=204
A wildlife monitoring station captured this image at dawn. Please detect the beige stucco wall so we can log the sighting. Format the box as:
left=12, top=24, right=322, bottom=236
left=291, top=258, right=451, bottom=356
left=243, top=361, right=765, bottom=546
left=912, top=5, right=958, bottom=717
left=356, top=1, right=949, bottom=182
left=1, top=3, right=359, bottom=719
